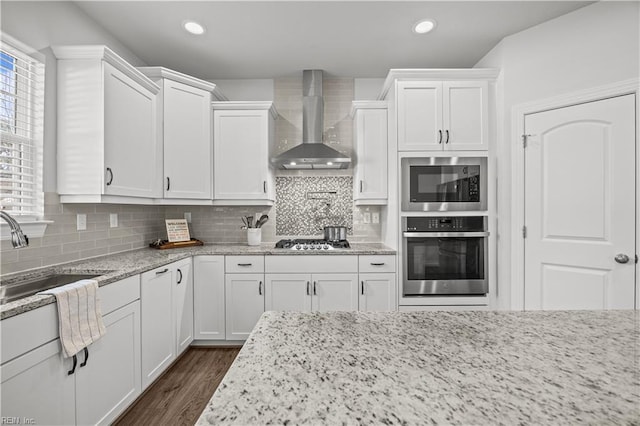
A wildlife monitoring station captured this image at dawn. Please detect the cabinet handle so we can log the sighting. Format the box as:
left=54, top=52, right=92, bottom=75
left=361, top=280, right=365, bottom=295
left=177, top=268, right=183, bottom=284
left=259, top=281, right=263, bottom=295
left=370, top=262, right=385, bottom=266
left=106, top=167, right=113, bottom=186
left=306, top=281, right=310, bottom=296
left=238, top=263, right=252, bottom=267
left=166, top=177, right=171, bottom=191
left=445, top=130, right=450, bottom=144
left=313, top=281, right=317, bottom=296
left=360, top=180, right=363, bottom=193
left=263, top=181, right=267, bottom=193
left=80, top=347, right=89, bottom=367
left=155, top=268, right=169, bottom=275
left=438, top=130, right=442, bottom=144
left=68, top=354, right=78, bottom=375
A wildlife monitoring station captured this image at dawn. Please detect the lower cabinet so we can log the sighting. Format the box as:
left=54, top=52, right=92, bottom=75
left=193, top=255, right=226, bottom=341
left=265, top=273, right=358, bottom=312
left=359, top=273, right=396, bottom=312
left=225, top=274, right=265, bottom=340
left=174, top=258, right=194, bottom=355
left=0, top=277, right=141, bottom=425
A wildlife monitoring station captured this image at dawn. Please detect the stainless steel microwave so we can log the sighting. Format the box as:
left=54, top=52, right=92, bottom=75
left=401, top=157, right=488, bottom=212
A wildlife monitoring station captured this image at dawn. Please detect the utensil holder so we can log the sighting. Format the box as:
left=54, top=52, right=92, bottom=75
left=247, top=228, right=261, bottom=246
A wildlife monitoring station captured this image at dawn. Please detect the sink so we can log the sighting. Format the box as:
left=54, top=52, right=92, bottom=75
left=0, top=274, right=102, bottom=305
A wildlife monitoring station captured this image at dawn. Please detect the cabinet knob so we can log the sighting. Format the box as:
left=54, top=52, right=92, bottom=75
left=155, top=268, right=169, bottom=275
left=166, top=177, right=171, bottom=191
left=438, top=130, right=442, bottom=144
left=360, top=180, right=363, bottom=193
left=259, top=281, right=263, bottom=295
left=263, top=181, right=267, bottom=193
left=445, top=130, right=450, bottom=144
left=106, top=167, right=114, bottom=186
left=313, top=281, right=317, bottom=296
left=68, top=354, right=78, bottom=375
left=361, top=280, right=365, bottom=295
left=177, top=268, right=183, bottom=284
left=80, top=347, right=89, bottom=367
left=306, top=281, right=310, bottom=296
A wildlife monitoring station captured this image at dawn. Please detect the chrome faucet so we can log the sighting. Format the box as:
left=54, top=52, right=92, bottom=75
left=0, top=210, right=29, bottom=248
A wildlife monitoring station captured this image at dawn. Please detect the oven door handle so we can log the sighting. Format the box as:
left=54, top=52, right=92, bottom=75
left=403, top=231, right=490, bottom=238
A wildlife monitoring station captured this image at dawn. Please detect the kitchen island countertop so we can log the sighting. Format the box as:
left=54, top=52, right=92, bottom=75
left=0, top=242, right=395, bottom=320
left=197, top=310, right=640, bottom=425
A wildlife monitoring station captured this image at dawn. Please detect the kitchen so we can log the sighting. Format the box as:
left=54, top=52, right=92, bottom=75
left=0, top=1, right=638, bottom=425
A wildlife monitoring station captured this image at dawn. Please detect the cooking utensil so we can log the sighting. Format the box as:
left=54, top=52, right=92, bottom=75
left=255, top=214, right=269, bottom=228
left=246, top=216, right=254, bottom=228
left=323, top=225, right=347, bottom=242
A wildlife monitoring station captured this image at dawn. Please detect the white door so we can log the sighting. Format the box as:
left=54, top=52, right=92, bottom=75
left=359, top=273, right=396, bottom=312
left=354, top=108, right=388, bottom=201
left=193, top=256, right=226, bottom=340
left=311, top=274, right=359, bottom=312
left=174, top=258, right=194, bottom=354
left=524, top=94, right=636, bottom=310
left=443, top=81, right=489, bottom=151
left=163, top=80, right=212, bottom=199
left=265, top=274, right=312, bottom=312
left=140, top=266, right=175, bottom=389
left=225, top=274, right=265, bottom=340
left=397, top=81, right=442, bottom=151
left=76, top=301, right=141, bottom=425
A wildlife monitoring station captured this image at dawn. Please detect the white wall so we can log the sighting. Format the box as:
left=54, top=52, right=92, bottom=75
left=475, top=1, right=640, bottom=309
left=1, top=1, right=146, bottom=193
left=213, top=79, right=274, bottom=101
left=354, top=78, right=385, bottom=100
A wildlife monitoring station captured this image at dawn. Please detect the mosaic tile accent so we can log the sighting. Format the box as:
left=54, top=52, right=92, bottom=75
left=276, top=176, right=353, bottom=236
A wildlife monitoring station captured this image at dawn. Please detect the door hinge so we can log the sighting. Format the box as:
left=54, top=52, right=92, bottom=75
left=522, top=134, right=531, bottom=148
left=522, top=225, right=527, bottom=238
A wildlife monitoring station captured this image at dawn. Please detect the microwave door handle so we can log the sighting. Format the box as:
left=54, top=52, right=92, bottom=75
left=403, top=232, right=490, bottom=238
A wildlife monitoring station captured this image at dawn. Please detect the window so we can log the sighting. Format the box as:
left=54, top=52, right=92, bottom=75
left=0, top=34, right=45, bottom=218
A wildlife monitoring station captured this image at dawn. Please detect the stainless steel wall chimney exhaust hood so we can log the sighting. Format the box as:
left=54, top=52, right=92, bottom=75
left=271, top=70, right=351, bottom=170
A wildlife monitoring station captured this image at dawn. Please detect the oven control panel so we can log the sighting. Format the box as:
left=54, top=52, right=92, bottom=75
left=404, top=216, right=485, bottom=232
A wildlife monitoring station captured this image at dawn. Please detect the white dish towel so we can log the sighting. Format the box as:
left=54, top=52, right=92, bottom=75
left=39, top=279, right=107, bottom=358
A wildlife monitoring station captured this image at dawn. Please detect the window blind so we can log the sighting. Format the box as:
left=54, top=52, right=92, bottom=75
left=0, top=37, right=45, bottom=217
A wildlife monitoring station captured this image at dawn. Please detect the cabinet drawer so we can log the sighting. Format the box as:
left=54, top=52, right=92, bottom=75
left=99, top=275, right=140, bottom=316
left=359, top=255, right=396, bottom=273
left=1, top=303, right=59, bottom=364
left=226, top=256, right=264, bottom=273
left=265, top=255, right=358, bottom=273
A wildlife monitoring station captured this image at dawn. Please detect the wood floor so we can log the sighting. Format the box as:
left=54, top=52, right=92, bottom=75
left=115, top=347, right=241, bottom=426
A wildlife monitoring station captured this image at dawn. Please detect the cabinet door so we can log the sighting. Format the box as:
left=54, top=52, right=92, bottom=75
left=193, top=256, right=226, bottom=341
left=397, top=81, right=442, bottom=151
left=311, top=274, right=358, bottom=312
left=265, top=274, right=312, bottom=312
left=103, top=62, right=161, bottom=198
left=175, top=258, right=194, bottom=355
left=225, top=274, right=265, bottom=340
left=0, top=340, right=75, bottom=425
left=213, top=110, right=270, bottom=200
left=442, top=81, right=489, bottom=151
left=359, top=273, right=396, bottom=312
left=75, top=301, right=141, bottom=426
left=354, top=108, right=388, bottom=202
left=140, top=266, right=175, bottom=389
left=163, top=80, right=212, bottom=199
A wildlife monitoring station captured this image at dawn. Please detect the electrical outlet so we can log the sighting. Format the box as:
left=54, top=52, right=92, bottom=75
left=76, top=214, right=87, bottom=231
left=372, top=212, right=380, bottom=224
left=184, top=212, right=192, bottom=223
left=110, top=213, right=118, bottom=228
left=363, top=212, right=371, bottom=224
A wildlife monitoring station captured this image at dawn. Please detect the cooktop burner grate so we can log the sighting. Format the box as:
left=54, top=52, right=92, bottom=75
left=274, top=239, right=350, bottom=250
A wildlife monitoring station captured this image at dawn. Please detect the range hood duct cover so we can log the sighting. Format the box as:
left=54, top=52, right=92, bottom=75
left=272, top=70, right=351, bottom=170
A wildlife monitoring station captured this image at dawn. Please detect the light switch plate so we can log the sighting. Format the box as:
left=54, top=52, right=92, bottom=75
left=363, top=212, right=371, bottom=224
left=184, top=212, right=192, bottom=223
left=76, top=214, right=87, bottom=231
left=110, top=213, right=118, bottom=228
left=372, top=212, right=380, bottom=224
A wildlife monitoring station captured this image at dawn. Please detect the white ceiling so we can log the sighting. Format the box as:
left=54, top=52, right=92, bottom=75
left=74, top=1, right=592, bottom=80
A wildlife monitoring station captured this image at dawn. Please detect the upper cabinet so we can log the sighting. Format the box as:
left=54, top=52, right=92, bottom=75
left=54, top=45, right=162, bottom=203
left=212, top=102, right=277, bottom=206
left=139, top=67, right=224, bottom=202
left=397, top=80, right=488, bottom=151
left=351, top=101, right=388, bottom=205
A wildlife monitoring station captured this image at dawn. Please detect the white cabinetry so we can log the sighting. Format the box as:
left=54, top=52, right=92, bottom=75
left=139, top=67, right=221, bottom=202
left=212, top=102, right=277, bottom=205
left=1, top=275, right=141, bottom=425
left=54, top=45, right=162, bottom=203
left=351, top=101, right=388, bottom=205
left=224, top=256, right=265, bottom=340
left=397, top=80, right=489, bottom=151
left=140, top=259, right=193, bottom=389
left=193, top=255, right=226, bottom=341
left=358, top=255, right=397, bottom=311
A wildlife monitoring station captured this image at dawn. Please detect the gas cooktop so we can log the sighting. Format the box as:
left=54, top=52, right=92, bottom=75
left=274, top=239, right=350, bottom=251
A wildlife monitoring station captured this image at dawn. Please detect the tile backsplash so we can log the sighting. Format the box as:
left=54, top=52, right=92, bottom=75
left=276, top=176, right=352, bottom=236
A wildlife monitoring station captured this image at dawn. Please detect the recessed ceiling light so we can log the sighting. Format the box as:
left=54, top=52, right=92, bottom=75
left=326, top=162, right=333, bottom=166
left=413, top=19, right=436, bottom=34
left=183, top=21, right=205, bottom=35
left=289, top=161, right=297, bottom=166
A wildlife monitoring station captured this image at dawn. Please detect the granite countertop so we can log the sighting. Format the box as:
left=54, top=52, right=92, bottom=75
left=197, top=310, right=640, bottom=425
left=0, top=242, right=395, bottom=320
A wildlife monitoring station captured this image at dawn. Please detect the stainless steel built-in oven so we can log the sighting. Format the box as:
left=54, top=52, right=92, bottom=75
left=402, top=216, right=489, bottom=296
left=401, top=157, right=487, bottom=211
